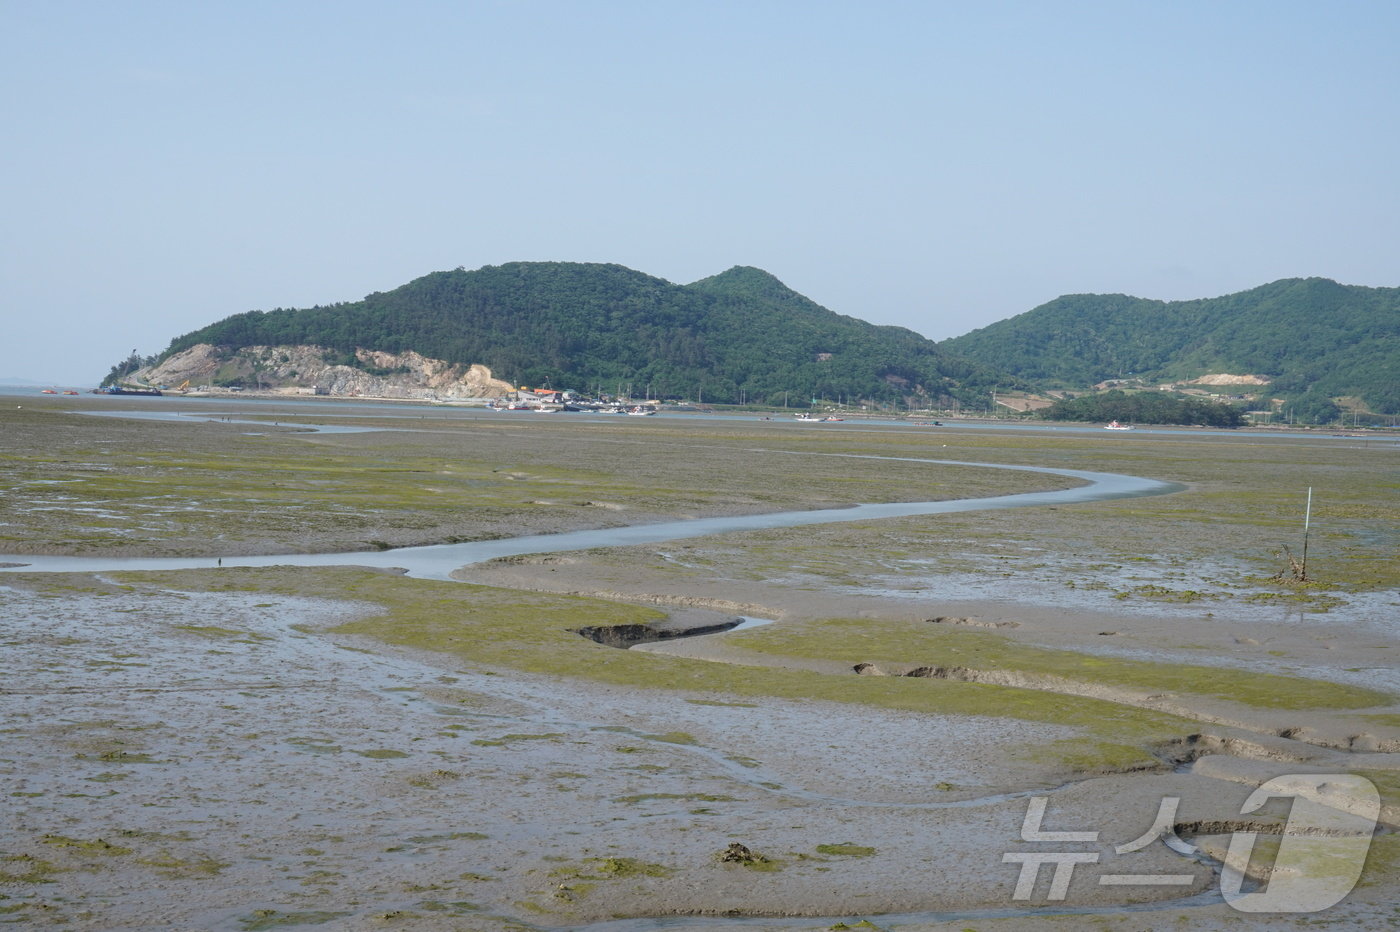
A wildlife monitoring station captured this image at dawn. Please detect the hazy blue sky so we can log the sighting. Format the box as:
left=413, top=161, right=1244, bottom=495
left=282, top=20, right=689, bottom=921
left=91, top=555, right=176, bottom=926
left=5, top=1, right=1398, bottom=384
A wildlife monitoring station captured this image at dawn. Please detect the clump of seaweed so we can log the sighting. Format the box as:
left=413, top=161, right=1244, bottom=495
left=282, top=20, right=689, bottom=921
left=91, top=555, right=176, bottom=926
left=717, top=842, right=781, bottom=871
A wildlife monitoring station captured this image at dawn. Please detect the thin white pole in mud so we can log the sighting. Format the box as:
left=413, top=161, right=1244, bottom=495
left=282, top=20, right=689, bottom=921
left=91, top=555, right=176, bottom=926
left=1301, top=486, right=1312, bottom=580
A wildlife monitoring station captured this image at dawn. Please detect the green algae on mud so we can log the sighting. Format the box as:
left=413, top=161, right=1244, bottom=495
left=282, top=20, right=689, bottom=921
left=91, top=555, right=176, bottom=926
left=1354, top=769, right=1400, bottom=819
left=5, top=407, right=1398, bottom=928
left=238, top=909, right=354, bottom=930
left=732, top=617, right=1395, bottom=711
left=110, top=567, right=1200, bottom=767
left=0, top=404, right=1071, bottom=558
left=1359, top=832, right=1400, bottom=890
left=814, top=843, right=877, bottom=857
left=6, top=404, right=1395, bottom=610
left=519, top=857, right=677, bottom=915
left=1361, top=713, right=1400, bottom=729
left=40, top=835, right=133, bottom=856
left=470, top=733, right=566, bottom=747
left=0, top=853, right=63, bottom=883
left=1031, top=738, right=1164, bottom=774
left=137, top=852, right=230, bottom=878
left=510, top=430, right=1400, bottom=604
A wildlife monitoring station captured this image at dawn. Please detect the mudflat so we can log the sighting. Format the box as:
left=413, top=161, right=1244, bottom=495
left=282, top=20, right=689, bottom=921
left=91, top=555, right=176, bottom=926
left=2, top=396, right=1397, bottom=930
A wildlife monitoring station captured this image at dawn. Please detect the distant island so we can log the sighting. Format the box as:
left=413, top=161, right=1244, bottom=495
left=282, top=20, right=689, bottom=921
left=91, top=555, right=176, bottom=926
left=105, top=264, right=1398, bottom=424
left=108, top=263, right=1006, bottom=410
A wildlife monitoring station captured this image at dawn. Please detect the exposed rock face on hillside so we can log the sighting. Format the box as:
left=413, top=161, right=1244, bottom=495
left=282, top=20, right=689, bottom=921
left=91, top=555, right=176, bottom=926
left=1184, top=373, right=1272, bottom=386
left=134, top=344, right=514, bottom=399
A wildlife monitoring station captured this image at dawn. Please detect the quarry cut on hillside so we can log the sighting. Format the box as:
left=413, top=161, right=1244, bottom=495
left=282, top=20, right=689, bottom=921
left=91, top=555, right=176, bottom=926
left=1185, top=373, right=1273, bottom=386
left=134, top=343, right=515, bottom=399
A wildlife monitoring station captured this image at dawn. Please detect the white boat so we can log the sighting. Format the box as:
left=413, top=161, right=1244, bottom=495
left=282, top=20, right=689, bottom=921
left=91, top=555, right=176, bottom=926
left=626, top=406, right=656, bottom=416
left=1105, top=420, right=1135, bottom=431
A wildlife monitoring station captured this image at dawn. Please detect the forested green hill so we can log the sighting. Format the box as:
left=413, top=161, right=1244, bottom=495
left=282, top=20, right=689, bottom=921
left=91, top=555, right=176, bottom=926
left=941, top=278, right=1400, bottom=417
left=1038, top=390, right=1246, bottom=427
left=152, top=262, right=1007, bottom=406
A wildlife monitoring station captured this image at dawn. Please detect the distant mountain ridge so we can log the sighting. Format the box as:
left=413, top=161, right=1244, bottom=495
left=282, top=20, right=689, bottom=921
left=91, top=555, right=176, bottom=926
left=940, top=278, right=1400, bottom=418
left=140, top=262, right=1006, bottom=406
left=117, top=265, right=1397, bottom=420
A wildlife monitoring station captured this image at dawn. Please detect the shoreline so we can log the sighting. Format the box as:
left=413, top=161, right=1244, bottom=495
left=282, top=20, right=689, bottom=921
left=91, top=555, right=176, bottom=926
left=11, top=385, right=1394, bottom=436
